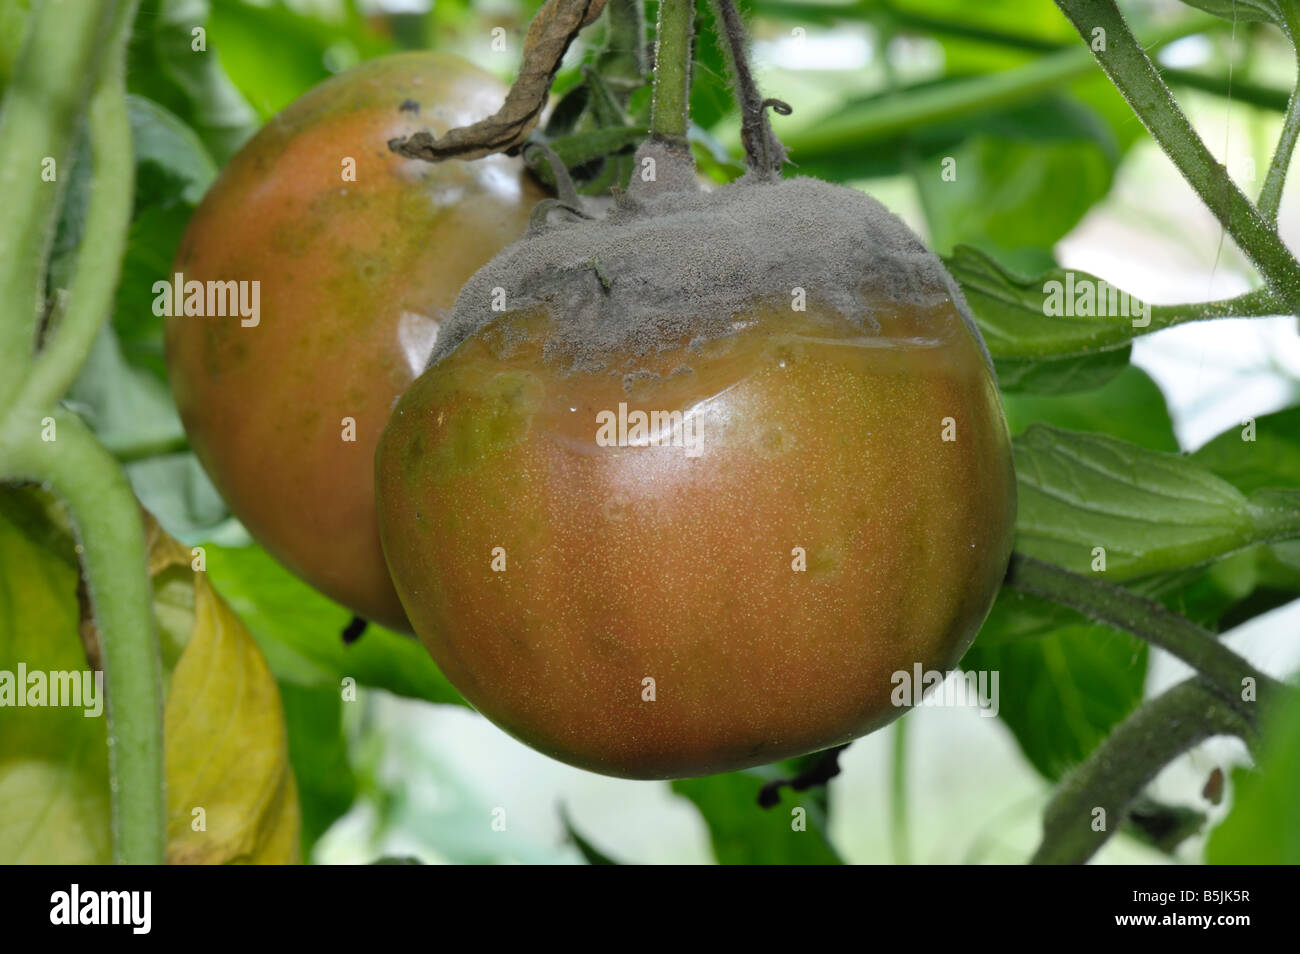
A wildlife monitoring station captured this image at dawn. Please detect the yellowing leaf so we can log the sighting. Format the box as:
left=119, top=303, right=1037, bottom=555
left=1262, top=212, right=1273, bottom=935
left=164, top=572, right=299, bottom=863
left=0, top=489, right=300, bottom=864
left=0, top=495, right=112, bottom=864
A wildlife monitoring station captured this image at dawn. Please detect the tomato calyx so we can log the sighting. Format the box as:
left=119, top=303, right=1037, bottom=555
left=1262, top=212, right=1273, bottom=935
left=426, top=141, right=985, bottom=385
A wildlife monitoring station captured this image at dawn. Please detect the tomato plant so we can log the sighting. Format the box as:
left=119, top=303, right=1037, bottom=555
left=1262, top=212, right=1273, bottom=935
left=1, top=0, right=1299, bottom=872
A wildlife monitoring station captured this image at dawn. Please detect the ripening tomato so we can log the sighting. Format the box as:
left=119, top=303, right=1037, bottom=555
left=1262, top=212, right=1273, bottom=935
left=165, top=52, right=546, bottom=630
left=377, top=289, right=1016, bottom=777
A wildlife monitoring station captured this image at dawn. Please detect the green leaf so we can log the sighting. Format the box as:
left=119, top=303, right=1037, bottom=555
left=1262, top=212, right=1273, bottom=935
left=560, top=805, right=622, bottom=865
left=548, top=126, right=649, bottom=172
left=948, top=246, right=1279, bottom=393
left=124, top=453, right=233, bottom=542
left=279, top=682, right=357, bottom=859
left=1188, top=406, right=1300, bottom=623
left=962, top=625, right=1147, bottom=781
left=116, top=96, right=214, bottom=375
left=949, top=244, right=1152, bottom=360
left=1002, top=364, right=1178, bottom=449
left=114, top=202, right=194, bottom=379
left=201, top=542, right=466, bottom=707
left=127, top=93, right=217, bottom=207
left=46, top=96, right=212, bottom=388
left=993, top=348, right=1131, bottom=395
left=0, top=500, right=112, bottom=864
left=1013, top=425, right=1300, bottom=579
left=0, top=0, right=32, bottom=87
left=1191, top=406, right=1300, bottom=494
left=207, top=0, right=393, bottom=121
left=673, top=768, right=842, bottom=865
left=64, top=323, right=185, bottom=462
left=916, top=99, right=1118, bottom=257
left=1177, top=0, right=1285, bottom=26
left=1206, top=689, right=1300, bottom=863
left=129, top=0, right=260, bottom=162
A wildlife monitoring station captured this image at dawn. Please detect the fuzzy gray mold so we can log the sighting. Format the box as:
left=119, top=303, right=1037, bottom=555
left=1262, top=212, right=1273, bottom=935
left=429, top=143, right=989, bottom=374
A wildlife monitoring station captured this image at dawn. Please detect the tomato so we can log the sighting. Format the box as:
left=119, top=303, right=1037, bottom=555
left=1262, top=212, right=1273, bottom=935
left=165, top=52, right=546, bottom=631
left=376, top=163, right=1017, bottom=778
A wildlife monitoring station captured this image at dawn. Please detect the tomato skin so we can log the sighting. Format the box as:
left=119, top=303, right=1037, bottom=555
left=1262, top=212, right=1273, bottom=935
left=164, top=52, right=546, bottom=631
left=376, top=301, right=1016, bottom=778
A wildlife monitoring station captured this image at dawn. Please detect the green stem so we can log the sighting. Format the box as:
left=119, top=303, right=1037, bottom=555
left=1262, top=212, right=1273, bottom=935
left=1146, top=286, right=1285, bottom=330
left=598, top=0, right=647, bottom=95
left=0, top=0, right=118, bottom=407
left=0, top=0, right=161, bottom=865
left=1005, top=554, right=1283, bottom=716
left=1258, top=7, right=1300, bottom=224
left=1032, top=676, right=1256, bottom=865
left=783, top=13, right=1216, bottom=160
left=890, top=717, right=910, bottom=865
left=22, top=38, right=135, bottom=414
left=0, top=412, right=163, bottom=865
left=649, top=0, right=693, bottom=145
left=1054, top=0, right=1300, bottom=315
left=106, top=435, right=191, bottom=466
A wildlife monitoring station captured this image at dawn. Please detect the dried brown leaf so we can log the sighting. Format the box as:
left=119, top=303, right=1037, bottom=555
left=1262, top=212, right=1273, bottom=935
left=390, top=0, right=607, bottom=162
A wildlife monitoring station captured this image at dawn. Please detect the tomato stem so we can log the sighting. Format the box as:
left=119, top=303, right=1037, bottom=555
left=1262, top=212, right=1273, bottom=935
left=1054, top=0, right=1300, bottom=315
left=1258, top=3, right=1300, bottom=226
left=1005, top=554, right=1286, bottom=717
left=597, top=0, right=648, bottom=100
left=0, top=0, right=164, bottom=865
left=3, top=412, right=165, bottom=865
left=649, top=0, right=693, bottom=147
left=709, top=0, right=789, bottom=178
left=0, top=1, right=117, bottom=409
left=1032, top=676, right=1257, bottom=864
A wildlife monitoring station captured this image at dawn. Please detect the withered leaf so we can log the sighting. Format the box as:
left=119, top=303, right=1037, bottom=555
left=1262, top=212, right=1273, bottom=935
left=164, top=571, right=300, bottom=864
left=0, top=490, right=300, bottom=864
left=390, top=0, right=608, bottom=162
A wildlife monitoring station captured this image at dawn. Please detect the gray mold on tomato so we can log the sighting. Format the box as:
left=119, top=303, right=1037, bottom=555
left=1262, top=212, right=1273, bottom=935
left=430, top=142, right=990, bottom=375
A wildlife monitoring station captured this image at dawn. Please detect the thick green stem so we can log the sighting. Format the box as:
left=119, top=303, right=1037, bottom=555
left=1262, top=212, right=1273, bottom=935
left=783, top=14, right=1215, bottom=160
left=0, top=0, right=161, bottom=865
left=1032, top=676, right=1257, bottom=865
left=0, top=412, right=163, bottom=865
left=1005, top=554, right=1283, bottom=716
left=1054, top=0, right=1300, bottom=315
left=0, top=0, right=118, bottom=407
left=650, top=0, right=693, bottom=145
